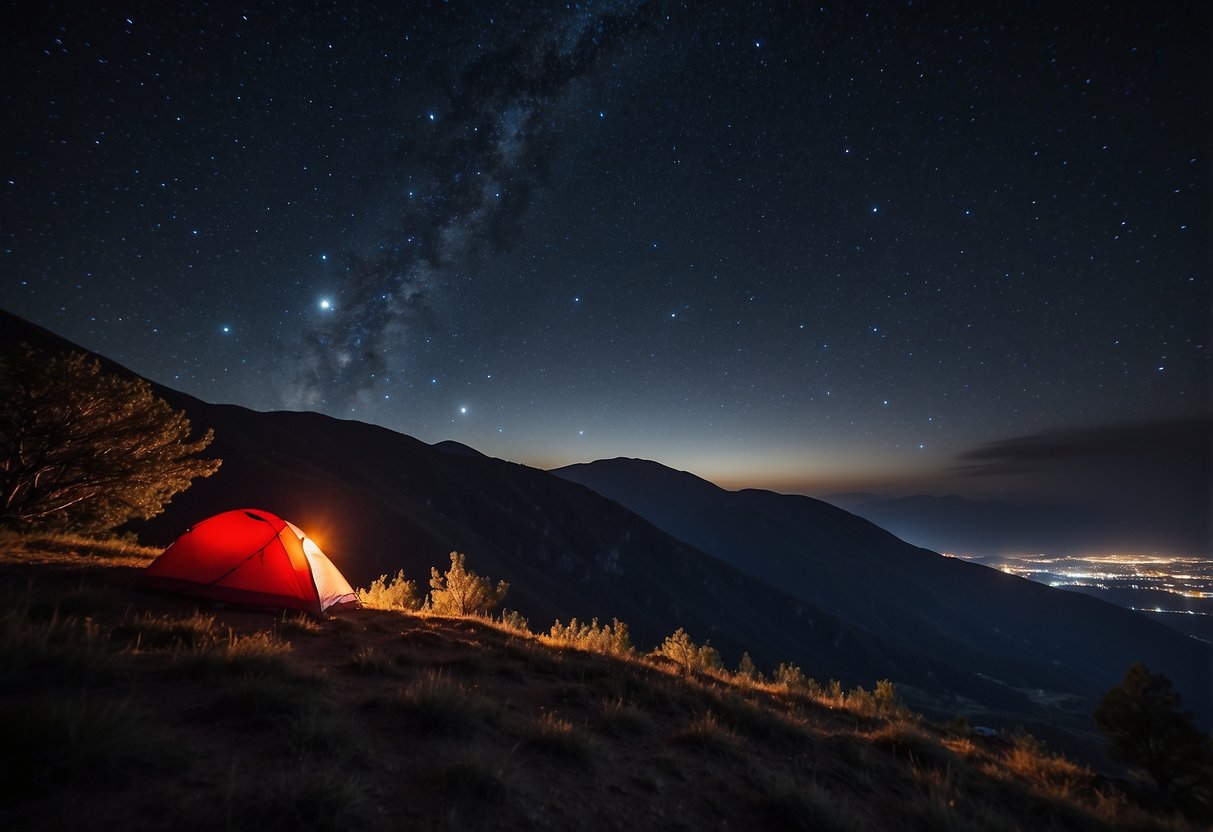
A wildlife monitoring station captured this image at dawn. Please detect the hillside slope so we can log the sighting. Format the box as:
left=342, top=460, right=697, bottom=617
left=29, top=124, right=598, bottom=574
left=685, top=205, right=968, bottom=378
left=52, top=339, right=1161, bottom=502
left=0, top=310, right=994, bottom=713
left=1, top=538, right=1204, bottom=832
left=553, top=458, right=1213, bottom=730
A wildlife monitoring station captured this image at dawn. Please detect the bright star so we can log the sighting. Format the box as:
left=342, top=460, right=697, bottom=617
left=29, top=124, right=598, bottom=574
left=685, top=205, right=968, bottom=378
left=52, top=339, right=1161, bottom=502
left=221, top=325, right=231, bottom=333
left=320, top=254, right=327, bottom=261
left=459, top=406, right=468, bottom=415
left=319, top=299, right=331, bottom=310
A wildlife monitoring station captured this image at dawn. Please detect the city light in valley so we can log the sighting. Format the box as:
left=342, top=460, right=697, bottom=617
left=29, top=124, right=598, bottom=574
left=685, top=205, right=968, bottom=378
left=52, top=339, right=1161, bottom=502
left=942, top=552, right=1213, bottom=643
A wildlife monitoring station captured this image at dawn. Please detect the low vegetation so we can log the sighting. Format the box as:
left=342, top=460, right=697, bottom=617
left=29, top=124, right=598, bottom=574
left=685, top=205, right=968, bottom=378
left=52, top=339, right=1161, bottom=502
left=2, top=533, right=1208, bottom=830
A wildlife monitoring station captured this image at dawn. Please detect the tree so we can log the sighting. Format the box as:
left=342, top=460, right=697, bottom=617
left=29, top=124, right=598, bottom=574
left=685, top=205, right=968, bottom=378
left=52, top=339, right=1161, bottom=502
left=655, top=627, right=722, bottom=676
left=1094, top=662, right=1213, bottom=796
left=428, top=551, right=508, bottom=616
left=0, top=345, right=221, bottom=532
left=735, top=651, right=762, bottom=684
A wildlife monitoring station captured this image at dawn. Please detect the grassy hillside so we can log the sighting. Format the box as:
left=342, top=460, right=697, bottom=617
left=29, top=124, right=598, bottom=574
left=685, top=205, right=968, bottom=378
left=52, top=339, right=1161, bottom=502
left=0, top=533, right=1200, bottom=831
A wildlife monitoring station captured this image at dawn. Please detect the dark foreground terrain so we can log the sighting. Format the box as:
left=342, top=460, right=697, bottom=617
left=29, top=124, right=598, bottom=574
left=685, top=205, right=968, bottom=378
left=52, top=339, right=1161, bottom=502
left=0, top=532, right=1202, bottom=832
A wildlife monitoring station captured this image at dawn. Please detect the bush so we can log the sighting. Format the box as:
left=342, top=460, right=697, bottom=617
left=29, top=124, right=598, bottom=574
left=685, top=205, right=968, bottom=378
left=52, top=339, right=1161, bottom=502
left=547, top=617, right=634, bottom=655
left=774, top=662, right=807, bottom=690
left=356, top=570, right=420, bottom=611
left=496, top=609, right=531, bottom=635
left=735, top=651, right=763, bottom=684
left=427, top=552, right=508, bottom=616
left=654, top=627, right=721, bottom=675
left=1094, top=662, right=1213, bottom=803
left=873, top=679, right=907, bottom=718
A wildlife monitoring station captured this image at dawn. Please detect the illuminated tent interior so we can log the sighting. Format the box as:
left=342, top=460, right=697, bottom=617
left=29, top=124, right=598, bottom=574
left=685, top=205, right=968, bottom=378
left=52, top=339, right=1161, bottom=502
left=143, top=508, right=359, bottom=616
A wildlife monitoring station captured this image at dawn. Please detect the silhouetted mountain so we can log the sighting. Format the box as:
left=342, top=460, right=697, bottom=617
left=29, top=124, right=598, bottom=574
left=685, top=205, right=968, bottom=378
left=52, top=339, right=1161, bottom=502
left=5, top=309, right=1209, bottom=760
left=553, top=458, right=1212, bottom=732
left=431, top=439, right=489, bottom=458
left=817, top=492, right=1084, bottom=555
left=0, top=309, right=1008, bottom=715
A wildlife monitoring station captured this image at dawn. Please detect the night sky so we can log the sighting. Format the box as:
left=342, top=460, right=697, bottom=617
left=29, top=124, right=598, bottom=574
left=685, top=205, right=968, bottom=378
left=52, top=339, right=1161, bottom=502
left=3, top=2, right=1209, bottom=522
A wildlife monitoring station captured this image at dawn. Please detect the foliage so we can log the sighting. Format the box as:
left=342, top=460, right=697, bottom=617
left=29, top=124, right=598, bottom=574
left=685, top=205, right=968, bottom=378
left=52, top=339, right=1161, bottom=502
left=0, top=345, right=220, bottom=532
left=1095, top=662, right=1213, bottom=800
left=496, top=609, right=531, bottom=635
left=547, top=617, right=634, bottom=655
left=774, top=662, right=807, bottom=690
left=428, top=551, right=508, bottom=616
left=872, top=679, right=907, bottom=718
left=654, top=627, right=722, bottom=675
left=356, top=570, right=421, bottom=611
left=735, top=651, right=763, bottom=684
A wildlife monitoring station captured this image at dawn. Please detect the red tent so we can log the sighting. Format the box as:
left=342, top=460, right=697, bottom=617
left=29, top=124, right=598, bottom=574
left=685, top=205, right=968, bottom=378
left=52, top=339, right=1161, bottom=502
left=143, top=508, right=359, bottom=616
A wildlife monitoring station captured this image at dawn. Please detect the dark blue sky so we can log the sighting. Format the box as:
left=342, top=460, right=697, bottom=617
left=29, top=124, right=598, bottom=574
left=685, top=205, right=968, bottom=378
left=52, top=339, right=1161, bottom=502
left=3, top=2, right=1209, bottom=518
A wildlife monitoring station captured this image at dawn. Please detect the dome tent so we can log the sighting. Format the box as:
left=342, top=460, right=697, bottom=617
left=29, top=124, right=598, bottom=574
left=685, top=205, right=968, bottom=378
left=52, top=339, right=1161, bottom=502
left=143, top=509, right=359, bottom=616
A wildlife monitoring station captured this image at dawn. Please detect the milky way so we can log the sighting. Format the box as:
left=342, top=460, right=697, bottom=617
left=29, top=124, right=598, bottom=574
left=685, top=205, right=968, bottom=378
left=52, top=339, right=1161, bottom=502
left=300, top=2, right=660, bottom=407
left=2, top=1, right=1209, bottom=530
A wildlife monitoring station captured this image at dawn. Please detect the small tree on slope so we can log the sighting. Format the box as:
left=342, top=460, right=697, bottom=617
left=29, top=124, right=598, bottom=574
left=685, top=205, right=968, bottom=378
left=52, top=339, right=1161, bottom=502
left=0, top=346, right=221, bottom=532
left=1094, top=662, right=1213, bottom=805
left=428, top=551, right=508, bottom=616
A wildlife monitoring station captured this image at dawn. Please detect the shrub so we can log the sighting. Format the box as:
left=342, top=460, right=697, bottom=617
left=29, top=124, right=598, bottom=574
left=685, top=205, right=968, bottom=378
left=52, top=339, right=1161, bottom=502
left=654, top=627, right=722, bottom=675
left=873, top=679, right=908, bottom=718
left=356, top=570, right=420, bottom=611
left=774, top=662, right=807, bottom=690
left=547, top=617, right=634, bottom=656
left=735, top=651, right=763, bottom=684
left=428, top=552, right=508, bottom=616
left=1094, top=663, right=1213, bottom=801
left=496, top=608, right=531, bottom=635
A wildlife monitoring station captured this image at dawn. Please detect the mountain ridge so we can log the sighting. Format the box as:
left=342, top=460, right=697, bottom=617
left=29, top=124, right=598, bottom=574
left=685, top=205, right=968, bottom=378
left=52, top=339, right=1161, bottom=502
left=4, top=308, right=1209, bottom=763
left=553, top=458, right=1212, bottom=732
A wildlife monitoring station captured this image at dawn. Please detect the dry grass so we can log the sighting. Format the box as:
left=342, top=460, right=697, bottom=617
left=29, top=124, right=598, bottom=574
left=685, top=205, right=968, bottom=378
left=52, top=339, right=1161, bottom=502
left=0, top=528, right=160, bottom=566
left=669, top=711, right=743, bottom=757
left=387, top=670, right=496, bottom=735
left=520, top=711, right=598, bottom=766
left=1, top=533, right=1207, bottom=832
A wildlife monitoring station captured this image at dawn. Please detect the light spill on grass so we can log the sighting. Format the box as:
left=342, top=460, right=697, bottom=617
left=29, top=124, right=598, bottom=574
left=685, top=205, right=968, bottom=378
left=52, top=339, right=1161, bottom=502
left=0, top=528, right=160, bottom=565
left=112, top=611, right=223, bottom=651
left=170, top=628, right=308, bottom=683
left=276, top=613, right=326, bottom=637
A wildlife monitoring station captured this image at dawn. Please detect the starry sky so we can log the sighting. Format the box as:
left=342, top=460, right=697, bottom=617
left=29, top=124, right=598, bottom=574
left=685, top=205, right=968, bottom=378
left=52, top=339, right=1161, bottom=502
left=3, top=2, right=1209, bottom=522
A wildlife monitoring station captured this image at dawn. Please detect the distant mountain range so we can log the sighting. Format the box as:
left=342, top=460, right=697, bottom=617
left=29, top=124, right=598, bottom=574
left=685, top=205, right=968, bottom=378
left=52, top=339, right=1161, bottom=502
left=816, top=492, right=1087, bottom=556
left=4, top=309, right=1209, bottom=761
left=553, top=459, right=1212, bottom=739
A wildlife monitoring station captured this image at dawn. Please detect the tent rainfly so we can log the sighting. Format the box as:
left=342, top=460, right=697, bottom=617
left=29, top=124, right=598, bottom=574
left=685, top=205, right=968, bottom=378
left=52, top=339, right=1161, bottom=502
left=143, top=508, right=359, bottom=616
